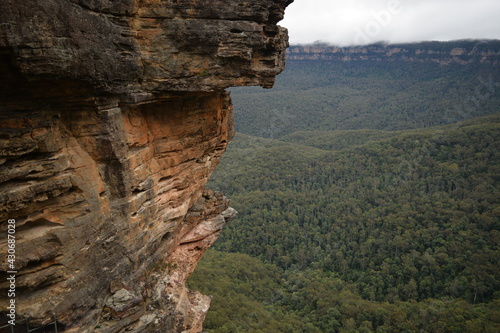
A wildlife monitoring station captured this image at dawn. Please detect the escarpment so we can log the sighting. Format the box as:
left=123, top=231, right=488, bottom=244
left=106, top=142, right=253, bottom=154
left=288, top=40, right=500, bottom=64
left=0, top=0, right=291, bottom=331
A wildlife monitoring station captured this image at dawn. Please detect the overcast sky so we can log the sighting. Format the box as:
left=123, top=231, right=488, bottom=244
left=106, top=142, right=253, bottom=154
left=281, top=0, right=500, bottom=45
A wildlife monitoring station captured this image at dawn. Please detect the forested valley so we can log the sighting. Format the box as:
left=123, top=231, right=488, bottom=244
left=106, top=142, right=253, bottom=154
left=188, top=41, right=500, bottom=333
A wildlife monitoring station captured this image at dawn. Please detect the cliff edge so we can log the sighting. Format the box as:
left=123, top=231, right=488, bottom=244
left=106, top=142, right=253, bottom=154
left=0, top=0, right=291, bottom=332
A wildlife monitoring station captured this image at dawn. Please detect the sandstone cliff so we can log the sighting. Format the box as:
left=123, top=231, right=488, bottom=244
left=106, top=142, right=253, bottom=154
left=288, top=40, right=500, bottom=64
left=0, top=1, right=291, bottom=332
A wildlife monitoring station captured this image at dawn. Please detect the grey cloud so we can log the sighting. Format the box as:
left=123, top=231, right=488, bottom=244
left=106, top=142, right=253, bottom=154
left=281, top=0, right=500, bottom=45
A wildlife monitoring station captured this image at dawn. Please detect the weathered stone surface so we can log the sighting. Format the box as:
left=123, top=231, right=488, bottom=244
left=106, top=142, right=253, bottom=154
left=0, top=0, right=291, bottom=331
left=0, top=0, right=291, bottom=93
left=0, top=91, right=235, bottom=331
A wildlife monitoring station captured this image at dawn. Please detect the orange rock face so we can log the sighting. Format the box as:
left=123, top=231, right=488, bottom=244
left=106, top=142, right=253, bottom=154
left=0, top=91, right=234, bottom=331
left=0, top=0, right=291, bottom=331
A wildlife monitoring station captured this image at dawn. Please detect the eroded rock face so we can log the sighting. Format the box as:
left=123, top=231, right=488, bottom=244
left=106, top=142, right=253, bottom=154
left=0, top=0, right=290, bottom=93
left=0, top=0, right=291, bottom=331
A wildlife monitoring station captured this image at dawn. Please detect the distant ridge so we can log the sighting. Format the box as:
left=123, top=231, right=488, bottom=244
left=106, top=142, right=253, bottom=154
left=287, top=40, right=500, bottom=65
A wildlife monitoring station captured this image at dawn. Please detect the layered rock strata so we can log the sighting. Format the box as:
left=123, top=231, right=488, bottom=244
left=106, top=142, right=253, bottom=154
left=0, top=0, right=291, bottom=331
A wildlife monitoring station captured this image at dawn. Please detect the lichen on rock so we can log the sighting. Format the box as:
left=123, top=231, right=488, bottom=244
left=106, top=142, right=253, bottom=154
left=0, top=0, right=292, bottom=331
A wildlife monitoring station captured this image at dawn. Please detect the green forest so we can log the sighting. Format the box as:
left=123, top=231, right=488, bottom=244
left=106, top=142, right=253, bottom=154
left=188, top=43, right=500, bottom=332
left=230, top=54, right=500, bottom=137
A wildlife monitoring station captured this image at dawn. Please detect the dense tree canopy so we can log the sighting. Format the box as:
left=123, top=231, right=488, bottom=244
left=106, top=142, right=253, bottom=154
left=188, top=51, right=500, bottom=332
left=231, top=59, right=500, bottom=137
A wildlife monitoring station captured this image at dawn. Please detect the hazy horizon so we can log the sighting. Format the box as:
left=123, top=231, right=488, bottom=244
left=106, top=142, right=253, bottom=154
left=286, top=38, right=500, bottom=47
